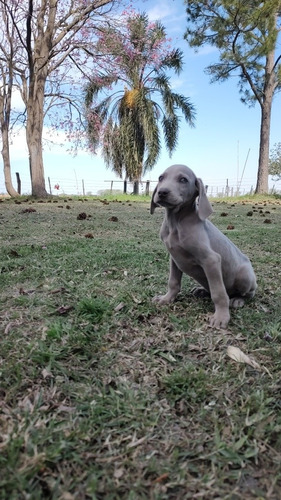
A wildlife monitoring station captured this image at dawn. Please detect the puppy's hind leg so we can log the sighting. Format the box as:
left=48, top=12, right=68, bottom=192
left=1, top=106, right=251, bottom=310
left=230, top=263, right=257, bottom=309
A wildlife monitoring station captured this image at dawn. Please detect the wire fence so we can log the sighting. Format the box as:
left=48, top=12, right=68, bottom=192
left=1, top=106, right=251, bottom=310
left=1, top=172, right=280, bottom=197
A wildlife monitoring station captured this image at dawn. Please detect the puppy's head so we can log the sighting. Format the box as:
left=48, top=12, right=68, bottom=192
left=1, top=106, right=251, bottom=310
left=150, top=164, right=213, bottom=220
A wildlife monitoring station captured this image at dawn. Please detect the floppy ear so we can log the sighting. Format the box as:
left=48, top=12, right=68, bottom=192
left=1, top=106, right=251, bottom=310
left=195, top=178, right=213, bottom=221
left=150, top=185, right=158, bottom=214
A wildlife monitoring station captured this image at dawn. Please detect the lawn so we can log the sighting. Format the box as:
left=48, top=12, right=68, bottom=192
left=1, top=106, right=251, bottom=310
left=0, top=194, right=281, bottom=499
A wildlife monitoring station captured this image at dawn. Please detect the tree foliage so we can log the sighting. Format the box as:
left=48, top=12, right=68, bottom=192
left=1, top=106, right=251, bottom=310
left=184, top=0, right=281, bottom=194
left=269, top=142, right=281, bottom=180
left=85, top=12, right=195, bottom=181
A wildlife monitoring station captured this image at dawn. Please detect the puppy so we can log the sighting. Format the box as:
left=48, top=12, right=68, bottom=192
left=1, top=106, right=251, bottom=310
left=151, top=164, right=257, bottom=328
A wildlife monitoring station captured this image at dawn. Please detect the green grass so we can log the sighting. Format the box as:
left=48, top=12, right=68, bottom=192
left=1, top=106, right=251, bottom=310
left=0, top=195, right=281, bottom=499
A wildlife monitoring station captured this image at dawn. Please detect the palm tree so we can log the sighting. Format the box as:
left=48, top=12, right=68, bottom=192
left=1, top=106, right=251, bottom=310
left=85, top=12, right=195, bottom=188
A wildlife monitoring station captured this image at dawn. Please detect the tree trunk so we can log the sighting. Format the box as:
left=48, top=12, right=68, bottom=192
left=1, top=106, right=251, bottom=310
left=255, top=100, right=271, bottom=194
left=133, top=181, right=139, bottom=195
left=26, top=81, right=48, bottom=198
left=255, top=49, right=276, bottom=194
left=1, top=124, right=19, bottom=197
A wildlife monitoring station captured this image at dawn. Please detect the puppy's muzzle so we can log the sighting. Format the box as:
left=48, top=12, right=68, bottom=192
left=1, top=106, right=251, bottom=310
left=156, top=188, right=170, bottom=202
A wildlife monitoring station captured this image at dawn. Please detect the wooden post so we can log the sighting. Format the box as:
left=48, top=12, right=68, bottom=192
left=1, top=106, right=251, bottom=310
left=133, top=181, right=139, bottom=195
left=16, top=172, right=21, bottom=195
left=145, top=180, right=150, bottom=196
left=48, top=177, right=52, bottom=195
left=82, top=179, right=85, bottom=196
left=110, top=181, right=113, bottom=194
left=123, top=180, right=127, bottom=194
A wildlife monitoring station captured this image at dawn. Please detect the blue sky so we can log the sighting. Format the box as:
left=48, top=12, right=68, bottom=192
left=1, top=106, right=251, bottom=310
left=1, top=0, right=280, bottom=195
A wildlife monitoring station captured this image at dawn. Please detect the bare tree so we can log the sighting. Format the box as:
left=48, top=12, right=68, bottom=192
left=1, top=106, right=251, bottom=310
left=0, top=0, right=117, bottom=197
left=0, top=1, right=20, bottom=196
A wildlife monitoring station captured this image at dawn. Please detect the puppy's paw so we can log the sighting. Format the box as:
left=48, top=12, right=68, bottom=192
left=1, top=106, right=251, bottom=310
left=209, top=310, right=230, bottom=329
left=229, top=297, right=245, bottom=308
left=152, top=294, right=174, bottom=305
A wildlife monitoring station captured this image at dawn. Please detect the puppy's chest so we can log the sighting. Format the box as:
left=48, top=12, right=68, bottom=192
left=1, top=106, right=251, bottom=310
left=160, top=226, right=196, bottom=266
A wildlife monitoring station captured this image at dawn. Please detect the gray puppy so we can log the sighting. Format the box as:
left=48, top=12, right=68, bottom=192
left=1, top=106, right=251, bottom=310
left=151, top=164, right=257, bottom=328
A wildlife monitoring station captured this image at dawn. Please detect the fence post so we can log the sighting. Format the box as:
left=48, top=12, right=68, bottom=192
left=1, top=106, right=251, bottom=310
left=145, top=180, right=150, bottom=196
left=123, top=180, right=127, bottom=194
left=16, top=172, right=21, bottom=195
left=133, top=181, right=139, bottom=195
left=225, top=179, right=229, bottom=196
left=82, top=179, right=85, bottom=196
left=110, top=181, right=113, bottom=194
left=48, top=177, right=52, bottom=195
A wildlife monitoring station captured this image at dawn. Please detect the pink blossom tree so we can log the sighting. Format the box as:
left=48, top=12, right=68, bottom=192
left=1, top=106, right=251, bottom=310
left=85, top=12, right=195, bottom=187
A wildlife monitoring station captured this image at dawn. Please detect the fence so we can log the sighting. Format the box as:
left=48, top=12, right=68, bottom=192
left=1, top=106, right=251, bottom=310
left=1, top=172, right=280, bottom=197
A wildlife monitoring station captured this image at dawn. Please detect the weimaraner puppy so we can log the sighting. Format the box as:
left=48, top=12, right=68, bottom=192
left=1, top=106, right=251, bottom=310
left=151, top=164, right=257, bottom=328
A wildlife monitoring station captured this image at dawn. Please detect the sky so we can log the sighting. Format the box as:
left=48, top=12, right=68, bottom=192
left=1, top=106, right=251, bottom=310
left=1, top=0, right=280, bottom=195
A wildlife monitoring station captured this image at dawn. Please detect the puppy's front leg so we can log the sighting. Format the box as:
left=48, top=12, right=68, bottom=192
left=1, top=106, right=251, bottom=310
left=203, top=253, right=230, bottom=328
left=153, top=258, right=182, bottom=305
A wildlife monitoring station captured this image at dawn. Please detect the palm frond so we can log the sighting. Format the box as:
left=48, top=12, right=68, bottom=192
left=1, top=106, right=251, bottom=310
left=169, top=93, right=196, bottom=126
left=103, top=120, right=123, bottom=177
left=85, top=75, right=118, bottom=107
left=161, top=48, right=184, bottom=74
left=149, top=73, right=171, bottom=92
left=136, top=95, right=161, bottom=172
left=162, top=115, right=179, bottom=153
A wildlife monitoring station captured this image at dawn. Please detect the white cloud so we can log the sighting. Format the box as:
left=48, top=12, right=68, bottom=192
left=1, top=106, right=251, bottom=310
left=147, top=3, right=175, bottom=21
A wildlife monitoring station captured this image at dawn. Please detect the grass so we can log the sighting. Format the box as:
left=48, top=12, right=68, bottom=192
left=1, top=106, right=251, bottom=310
left=0, top=194, right=281, bottom=499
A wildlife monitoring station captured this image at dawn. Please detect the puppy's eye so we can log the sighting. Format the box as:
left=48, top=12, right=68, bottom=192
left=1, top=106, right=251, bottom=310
left=158, top=175, right=164, bottom=182
left=179, top=177, right=188, bottom=183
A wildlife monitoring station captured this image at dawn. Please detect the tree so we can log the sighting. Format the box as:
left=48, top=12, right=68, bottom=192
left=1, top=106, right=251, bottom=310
left=184, top=0, right=281, bottom=194
left=269, top=142, right=281, bottom=180
left=85, top=12, right=195, bottom=185
left=0, top=1, right=20, bottom=196
left=0, top=0, right=117, bottom=197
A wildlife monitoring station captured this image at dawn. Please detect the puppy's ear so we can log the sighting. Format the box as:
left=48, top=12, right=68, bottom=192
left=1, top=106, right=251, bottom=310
left=195, top=178, right=213, bottom=221
left=150, top=185, right=158, bottom=214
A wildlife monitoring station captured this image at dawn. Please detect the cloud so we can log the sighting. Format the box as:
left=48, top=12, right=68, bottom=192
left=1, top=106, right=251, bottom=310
left=146, top=1, right=175, bottom=21
left=169, top=78, right=185, bottom=90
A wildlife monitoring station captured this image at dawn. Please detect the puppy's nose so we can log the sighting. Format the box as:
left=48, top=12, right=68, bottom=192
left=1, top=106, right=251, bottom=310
left=158, top=188, right=169, bottom=198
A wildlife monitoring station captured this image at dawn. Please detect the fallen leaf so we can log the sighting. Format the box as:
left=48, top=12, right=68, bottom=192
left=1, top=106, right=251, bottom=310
left=127, top=435, right=147, bottom=448
left=227, top=346, right=261, bottom=370
left=56, top=305, right=74, bottom=315
left=114, top=467, right=124, bottom=479
left=114, top=302, right=125, bottom=312
left=154, top=350, right=177, bottom=363
left=60, top=493, right=75, bottom=500
left=153, top=473, right=169, bottom=484
left=57, top=404, right=76, bottom=413
left=42, top=368, right=53, bottom=379
left=49, top=287, right=66, bottom=295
